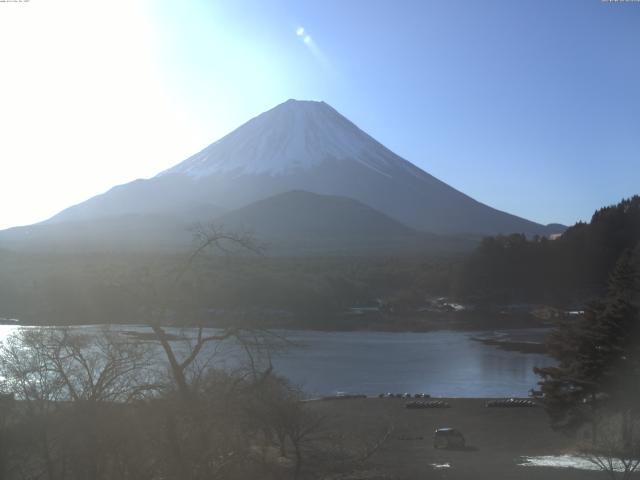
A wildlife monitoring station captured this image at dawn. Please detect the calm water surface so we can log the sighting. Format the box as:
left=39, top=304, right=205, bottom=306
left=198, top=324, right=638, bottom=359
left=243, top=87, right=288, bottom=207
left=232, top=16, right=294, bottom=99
left=0, top=325, right=553, bottom=398
left=270, top=329, right=552, bottom=397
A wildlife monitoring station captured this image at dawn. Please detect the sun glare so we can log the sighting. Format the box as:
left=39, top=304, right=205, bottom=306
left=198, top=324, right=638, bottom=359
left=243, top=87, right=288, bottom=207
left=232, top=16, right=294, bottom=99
left=0, top=1, right=201, bottom=229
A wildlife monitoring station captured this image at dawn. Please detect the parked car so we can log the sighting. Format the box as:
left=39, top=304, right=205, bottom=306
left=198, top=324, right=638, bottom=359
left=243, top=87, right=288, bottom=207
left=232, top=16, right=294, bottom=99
left=433, top=428, right=466, bottom=449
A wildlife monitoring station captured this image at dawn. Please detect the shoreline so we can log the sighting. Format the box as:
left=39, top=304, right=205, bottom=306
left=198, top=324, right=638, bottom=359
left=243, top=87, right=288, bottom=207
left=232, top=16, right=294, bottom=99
left=4, top=312, right=552, bottom=335
left=307, top=395, right=540, bottom=402
left=470, top=336, right=548, bottom=354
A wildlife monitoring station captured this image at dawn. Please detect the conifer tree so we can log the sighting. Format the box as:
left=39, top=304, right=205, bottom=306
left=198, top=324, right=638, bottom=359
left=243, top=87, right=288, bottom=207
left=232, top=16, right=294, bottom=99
left=535, top=246, right=640, bottom=439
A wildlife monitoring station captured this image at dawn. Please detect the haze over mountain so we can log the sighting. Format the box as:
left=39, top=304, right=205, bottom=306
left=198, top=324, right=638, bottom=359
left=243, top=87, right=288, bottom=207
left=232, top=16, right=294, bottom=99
left=0, top=99, right=563, bottom=253
left=215, top=190, right=475, bottom=255
left=0, top=190, right=476, bottom=254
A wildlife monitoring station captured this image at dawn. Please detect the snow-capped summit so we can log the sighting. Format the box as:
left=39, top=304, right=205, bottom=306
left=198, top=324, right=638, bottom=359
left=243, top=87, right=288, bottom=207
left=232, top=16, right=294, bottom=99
left=38, top=99, right=564, bottom=238
left=159, top=99, right=418, bottom=178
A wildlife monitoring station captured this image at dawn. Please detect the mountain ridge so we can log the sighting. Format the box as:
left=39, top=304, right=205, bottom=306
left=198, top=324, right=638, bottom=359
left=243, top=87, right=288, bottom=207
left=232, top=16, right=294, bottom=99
left=13, top=99, right=565, bottom=250
left=0, top=190, right=477, bottom=255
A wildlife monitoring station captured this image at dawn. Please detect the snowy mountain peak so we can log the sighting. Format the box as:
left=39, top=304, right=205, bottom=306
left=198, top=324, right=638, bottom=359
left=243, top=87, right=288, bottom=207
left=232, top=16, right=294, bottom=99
left=39, top=100, right=561, bottom=238
left=159, top=99, right=415, bottom=178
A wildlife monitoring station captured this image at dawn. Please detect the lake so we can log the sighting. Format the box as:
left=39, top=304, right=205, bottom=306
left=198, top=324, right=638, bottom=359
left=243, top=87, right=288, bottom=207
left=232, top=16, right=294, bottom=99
left=0, top=325, right=553, bottom=398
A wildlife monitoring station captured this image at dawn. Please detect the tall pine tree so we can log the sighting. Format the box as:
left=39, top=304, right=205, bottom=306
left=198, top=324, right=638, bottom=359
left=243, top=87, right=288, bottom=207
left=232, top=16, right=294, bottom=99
left=535, top=245, right=640, bottom=440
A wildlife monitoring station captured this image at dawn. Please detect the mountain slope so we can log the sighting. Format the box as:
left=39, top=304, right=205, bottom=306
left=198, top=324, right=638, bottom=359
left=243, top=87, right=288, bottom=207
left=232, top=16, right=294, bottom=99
left=217, top=190, right=476, bottom=254
left=0, top=191, right=475, bottom=254
left=154, top=99, right=562, bottom=236
left=49, top=100, right=562, bottom=237
left=218, top=190, right=416, bottom=237
left=159, top=99, right=420, bottom=177
left=0, top=214, right=198, bottom=253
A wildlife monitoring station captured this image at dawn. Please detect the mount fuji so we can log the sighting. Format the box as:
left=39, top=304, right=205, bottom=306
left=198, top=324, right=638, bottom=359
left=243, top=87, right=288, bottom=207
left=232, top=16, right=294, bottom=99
left=1, top=99, right=563, bottom=253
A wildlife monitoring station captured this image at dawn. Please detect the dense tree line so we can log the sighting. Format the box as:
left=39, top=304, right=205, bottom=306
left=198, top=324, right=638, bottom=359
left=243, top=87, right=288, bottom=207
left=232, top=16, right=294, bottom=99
left=456, top=196, right=640, bottom=305
left=0, top=252, right=456, bottom=328
left=5, top=196, right=638, bottom=330
left=535, top=246, right=640, bottom=432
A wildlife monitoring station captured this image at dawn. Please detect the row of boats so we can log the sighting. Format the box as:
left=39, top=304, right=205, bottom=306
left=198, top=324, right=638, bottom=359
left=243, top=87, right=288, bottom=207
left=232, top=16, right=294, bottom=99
left=485, top=398, right=537, bottom=408
left=378, top=392, right=431, bottom=399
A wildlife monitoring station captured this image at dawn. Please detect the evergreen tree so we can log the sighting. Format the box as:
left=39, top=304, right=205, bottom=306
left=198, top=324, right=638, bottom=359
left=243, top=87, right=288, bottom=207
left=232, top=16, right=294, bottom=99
left=535, top=246, right=640, bottom=438
left=458, top=195, right=640, bottom=303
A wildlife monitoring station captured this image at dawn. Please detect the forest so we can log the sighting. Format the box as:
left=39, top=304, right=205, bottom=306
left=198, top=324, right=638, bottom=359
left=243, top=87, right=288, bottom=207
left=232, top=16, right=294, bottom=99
left=0, top=197, right=638, bottom=330
left=0, top=249, right=456, bottom=329
left=457, top=196, right=640, bottom=306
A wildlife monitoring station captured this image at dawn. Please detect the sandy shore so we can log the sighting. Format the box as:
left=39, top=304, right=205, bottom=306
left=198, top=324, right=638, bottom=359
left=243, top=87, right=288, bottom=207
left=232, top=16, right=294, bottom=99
left=307, top=397, right=630, bottom=479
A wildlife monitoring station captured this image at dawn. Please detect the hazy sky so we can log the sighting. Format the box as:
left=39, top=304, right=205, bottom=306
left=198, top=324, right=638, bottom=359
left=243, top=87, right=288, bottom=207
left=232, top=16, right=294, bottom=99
left=0, top=0, right=638, bottom=230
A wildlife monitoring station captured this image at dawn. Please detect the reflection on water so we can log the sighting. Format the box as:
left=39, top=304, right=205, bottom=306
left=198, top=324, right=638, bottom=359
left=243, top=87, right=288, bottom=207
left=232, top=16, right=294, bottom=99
left=0, top=325, right=553, bottom=398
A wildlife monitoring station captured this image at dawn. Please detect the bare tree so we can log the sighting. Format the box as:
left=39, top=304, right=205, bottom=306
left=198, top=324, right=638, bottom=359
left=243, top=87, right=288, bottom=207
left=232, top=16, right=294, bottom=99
left=0, top=327, right=157, bottom=480
left=133, top=224, right=292, bottom=480
left=0, top=393, right=15, bottom=480
left=1, top=329, right=70, bottom=480
left=141, top=223, right=266, bottom=398
left=580, top=414, right=640, bottom=480
left=0, top=224, right=349, bottom=480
